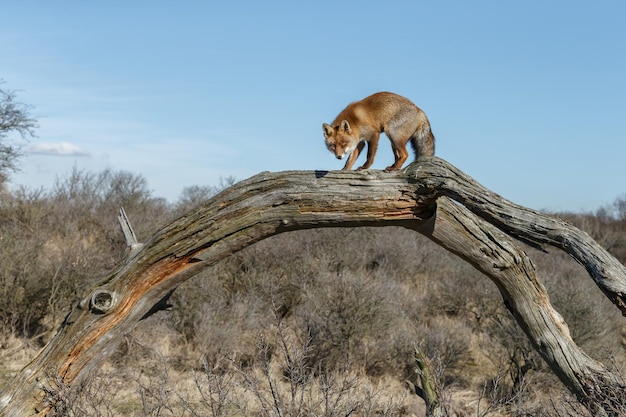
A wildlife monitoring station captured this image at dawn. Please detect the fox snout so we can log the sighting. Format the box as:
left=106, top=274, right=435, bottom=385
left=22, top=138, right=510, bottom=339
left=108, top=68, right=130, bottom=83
left=331, top=146, right=350, bottom=160
left=325, top=140, right=350, bottom=160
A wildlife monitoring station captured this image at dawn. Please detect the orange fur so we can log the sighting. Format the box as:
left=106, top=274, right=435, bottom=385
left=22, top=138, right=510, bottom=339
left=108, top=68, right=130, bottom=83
left=322, top=92, right=435, bottom=171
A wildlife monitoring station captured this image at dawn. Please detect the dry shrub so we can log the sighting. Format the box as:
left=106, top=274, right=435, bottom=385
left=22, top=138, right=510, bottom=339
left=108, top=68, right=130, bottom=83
left=0, top=168, right=169, bottom=341
left=59, top=314, right=416, bottom=416
left=295, top=269, right=399, bottom=375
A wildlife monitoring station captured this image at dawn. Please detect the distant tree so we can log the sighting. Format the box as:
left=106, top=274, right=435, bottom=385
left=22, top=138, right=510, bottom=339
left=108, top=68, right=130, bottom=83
left=0, top=79, right=38, bottom=183
left=613, top=195, right=626, bottom=221
left=175, top=176, right=237, bottom=212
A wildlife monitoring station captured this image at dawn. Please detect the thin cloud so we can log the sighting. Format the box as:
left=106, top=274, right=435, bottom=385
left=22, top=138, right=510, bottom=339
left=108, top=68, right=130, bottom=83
left=28, top=141, right=91, bottom=157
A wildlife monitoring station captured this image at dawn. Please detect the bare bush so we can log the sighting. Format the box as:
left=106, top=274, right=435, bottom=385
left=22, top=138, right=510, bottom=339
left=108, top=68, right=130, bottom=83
left=229, top=315, right=409, bottom=417
left=44, top=368, right=122, bottom=417
left=295, top=269, right=398, bottom=374
left=0, top=168, right=168, bottom=342
left=185, top=357, right=238, bottom=417
left=174, top=176, right=237, bottom=215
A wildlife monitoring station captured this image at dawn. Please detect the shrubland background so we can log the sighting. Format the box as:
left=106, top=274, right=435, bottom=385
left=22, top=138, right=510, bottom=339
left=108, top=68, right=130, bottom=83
left=1, top=167, right=626, bottom=416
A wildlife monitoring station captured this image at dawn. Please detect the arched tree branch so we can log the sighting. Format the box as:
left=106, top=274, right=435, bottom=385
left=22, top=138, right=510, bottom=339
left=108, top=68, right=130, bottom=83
left=0, top=157, right=624, bottom=416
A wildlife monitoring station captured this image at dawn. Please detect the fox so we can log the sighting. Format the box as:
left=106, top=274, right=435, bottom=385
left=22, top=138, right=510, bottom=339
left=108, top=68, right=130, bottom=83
left=322, top=92, right=435, bottom=172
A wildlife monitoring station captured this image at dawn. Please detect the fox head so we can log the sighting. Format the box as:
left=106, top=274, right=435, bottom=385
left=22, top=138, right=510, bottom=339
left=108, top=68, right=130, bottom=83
left=322, top=120, right=358, bottom=160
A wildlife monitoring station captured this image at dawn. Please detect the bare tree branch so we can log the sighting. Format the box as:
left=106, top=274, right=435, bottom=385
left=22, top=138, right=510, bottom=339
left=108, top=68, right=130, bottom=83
left=0, top=80, right=38, bottom=182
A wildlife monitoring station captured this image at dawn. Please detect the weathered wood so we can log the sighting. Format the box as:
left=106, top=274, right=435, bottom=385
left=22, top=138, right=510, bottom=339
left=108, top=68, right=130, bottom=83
left=413, top=197, right=623, bottom=415
left=407, top=158, right=626, bottom=315
left=0, top=157, right=624, bottom=416
left=412, top=346, right=447, bottom=417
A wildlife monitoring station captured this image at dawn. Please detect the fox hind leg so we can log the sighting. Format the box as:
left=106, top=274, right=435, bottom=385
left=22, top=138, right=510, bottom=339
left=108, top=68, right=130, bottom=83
left=385, top=137, right=409, bottom=172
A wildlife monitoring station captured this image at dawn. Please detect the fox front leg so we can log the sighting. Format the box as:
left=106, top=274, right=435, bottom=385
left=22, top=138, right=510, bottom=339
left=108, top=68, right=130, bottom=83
left=358, top=133, right=379, bottom=170
left=343, top=141, right=365, bottom=170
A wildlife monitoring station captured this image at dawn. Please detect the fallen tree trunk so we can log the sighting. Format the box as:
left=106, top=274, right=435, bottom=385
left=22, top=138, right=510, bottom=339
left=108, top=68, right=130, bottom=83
left=1, top=157, right=624, bottom=416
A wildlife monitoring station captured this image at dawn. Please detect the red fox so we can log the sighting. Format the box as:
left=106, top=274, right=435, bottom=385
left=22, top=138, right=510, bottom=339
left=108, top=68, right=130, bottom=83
left=322, top=92, right=435, bottom=172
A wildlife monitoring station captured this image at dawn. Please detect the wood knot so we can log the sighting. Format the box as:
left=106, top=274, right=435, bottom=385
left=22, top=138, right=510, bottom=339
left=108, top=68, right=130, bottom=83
left=90, top=289, right=117, bottom=314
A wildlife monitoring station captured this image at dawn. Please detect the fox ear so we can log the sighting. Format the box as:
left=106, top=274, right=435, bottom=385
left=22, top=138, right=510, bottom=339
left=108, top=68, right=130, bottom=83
left=339, top=120, right=351, bottom=134
left=322, top=123, right=334, bottom=138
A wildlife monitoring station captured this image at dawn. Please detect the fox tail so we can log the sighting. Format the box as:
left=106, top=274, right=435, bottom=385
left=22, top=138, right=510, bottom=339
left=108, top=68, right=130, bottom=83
left=410, top=122, right=435, bottom=158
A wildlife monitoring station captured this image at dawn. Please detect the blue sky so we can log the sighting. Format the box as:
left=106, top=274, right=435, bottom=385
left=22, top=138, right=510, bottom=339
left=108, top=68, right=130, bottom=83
left=2, top=1, right=625, bottom=211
